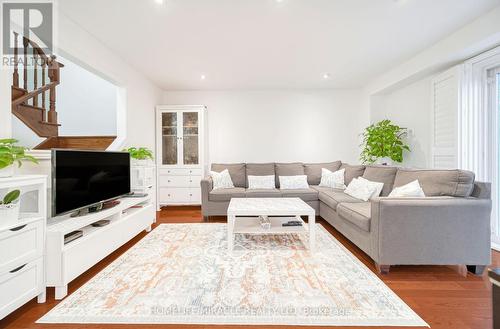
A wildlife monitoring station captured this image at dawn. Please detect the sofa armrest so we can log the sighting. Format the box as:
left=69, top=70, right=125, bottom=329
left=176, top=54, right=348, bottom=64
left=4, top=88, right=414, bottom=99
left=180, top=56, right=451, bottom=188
left=200, top=177, right=213, bottom=216
left=370, top=197, right=492, bottom=266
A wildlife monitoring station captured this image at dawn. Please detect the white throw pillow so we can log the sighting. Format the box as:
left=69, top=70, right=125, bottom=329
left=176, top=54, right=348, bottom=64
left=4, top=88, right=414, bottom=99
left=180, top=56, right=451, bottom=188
left=210, top=169, right=234, bottom=190
left=358, top=177, right=384, bottom=199
left=248, top=175, right=275, bottom=189
left=319, top=168, right=346, bottom=189
left=279, top=175, right=309, bottom=190
left=344, top=178, right=377, bottom=202
left=388, top=180, right=426, bottom=198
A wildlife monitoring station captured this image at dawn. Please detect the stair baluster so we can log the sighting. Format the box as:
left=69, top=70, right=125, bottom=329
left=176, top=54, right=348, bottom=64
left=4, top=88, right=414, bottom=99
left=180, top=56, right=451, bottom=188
left=33, top=49, right=38, bottom=107
left=48, top=55, right=58, bottom=124
left=23, top=36, right=28, bottom=90
left=41, top=60, right=46, bottom=121
left=13, top=32, right=19, bottom=88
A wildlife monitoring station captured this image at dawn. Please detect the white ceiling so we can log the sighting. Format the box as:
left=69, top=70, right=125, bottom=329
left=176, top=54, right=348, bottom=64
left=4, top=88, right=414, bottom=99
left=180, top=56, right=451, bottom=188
left=59, top=0, right=500, bottom=90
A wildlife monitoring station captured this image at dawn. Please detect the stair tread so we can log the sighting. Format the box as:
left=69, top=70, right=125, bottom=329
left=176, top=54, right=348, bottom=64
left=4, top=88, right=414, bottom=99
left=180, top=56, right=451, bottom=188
left=39, top=121, right=61, bottom=127
left=35, top=136, right=117, bottom=150
left=18, top=104, right=45, bottom=111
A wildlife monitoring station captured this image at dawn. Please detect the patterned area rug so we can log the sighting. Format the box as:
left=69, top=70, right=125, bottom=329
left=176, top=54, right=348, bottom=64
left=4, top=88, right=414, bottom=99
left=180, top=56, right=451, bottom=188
left=38, top=223, right=428, bottom=326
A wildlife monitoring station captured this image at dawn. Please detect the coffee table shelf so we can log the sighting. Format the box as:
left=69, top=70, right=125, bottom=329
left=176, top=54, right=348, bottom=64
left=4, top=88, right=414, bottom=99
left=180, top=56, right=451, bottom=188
left=227, top=198, right=315, bottom=253
left=233, top=216, right=308, bottom=234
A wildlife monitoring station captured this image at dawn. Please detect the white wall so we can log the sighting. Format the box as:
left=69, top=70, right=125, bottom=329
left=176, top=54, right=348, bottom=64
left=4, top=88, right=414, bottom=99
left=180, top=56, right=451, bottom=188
left=162, top=90, right=367, bottom=164
left=366, top=5, right=500, bottom=95
left=56, top=12, right=163, bottom=150
left=370, top=77, right=432, bottom=168
left=57, top=56, right=118, bottom=136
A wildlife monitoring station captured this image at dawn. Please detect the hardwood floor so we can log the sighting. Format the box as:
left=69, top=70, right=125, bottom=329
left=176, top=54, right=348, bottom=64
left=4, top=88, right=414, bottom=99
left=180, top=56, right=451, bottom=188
left=2, top=206, right=499, bottom=329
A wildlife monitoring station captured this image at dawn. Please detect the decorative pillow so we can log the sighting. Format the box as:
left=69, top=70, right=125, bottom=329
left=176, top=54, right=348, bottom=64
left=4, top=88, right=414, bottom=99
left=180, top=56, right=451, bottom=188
left=358, top=177, right=384, bottom=199
left=319, top=168, right=346, bottom=189
left=388, top=180, right=426, bottom=197
left=247, top=175, right=275, bottom=189
left=210, top=169, right=234, bottom=190
left=344, top=178, right=374, bottom=201
left=279, top=175, right=309, bottom=190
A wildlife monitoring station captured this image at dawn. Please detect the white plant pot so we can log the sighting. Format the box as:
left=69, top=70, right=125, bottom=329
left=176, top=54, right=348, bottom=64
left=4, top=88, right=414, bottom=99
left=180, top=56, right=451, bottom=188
left=0, top=203, right=20, bottom=227
left=0, top=165, right=14, bottom=178
left=131, top=159, right=152, bottom=167
left=377, top=157, right=393, bottom=166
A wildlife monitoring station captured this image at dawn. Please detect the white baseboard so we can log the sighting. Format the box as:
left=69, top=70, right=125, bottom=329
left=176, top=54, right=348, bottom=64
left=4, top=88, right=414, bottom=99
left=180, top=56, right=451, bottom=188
left=492, top=241, right=500, bottom=252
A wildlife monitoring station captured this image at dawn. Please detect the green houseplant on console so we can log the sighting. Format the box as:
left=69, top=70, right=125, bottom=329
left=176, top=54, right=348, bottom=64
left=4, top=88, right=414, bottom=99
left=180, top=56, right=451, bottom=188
left=0, top=139, right=38, bottom=177
left=122, top=147, right=154, bottom=166
left=360, top=120, right=410, bottom=165
left=0, top=189, right=21, bottom=226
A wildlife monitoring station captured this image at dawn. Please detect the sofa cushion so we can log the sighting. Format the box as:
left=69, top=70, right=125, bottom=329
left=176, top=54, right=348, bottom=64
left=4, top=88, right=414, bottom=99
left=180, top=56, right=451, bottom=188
left=209, top=187, right=246, bottom=201
left=275, top=163, right=304, bottom=187
left=245, top=189, right=282, bottom=198
left=393, top=168, right=475, bottom=197
left=337, top=202, right=371, bottom=232
left=362, top=165, right=398, bottom=196
left=304, top=161, right=342, bottom=185
left=312, top=186, right=364, bottom=210
left=211, top=163, right=246, bottom=188
left=280, top=188, right=319, bottom=202
left=246, top=163, right=275, bottom=187
left=340, top=164, right=366, bottom=185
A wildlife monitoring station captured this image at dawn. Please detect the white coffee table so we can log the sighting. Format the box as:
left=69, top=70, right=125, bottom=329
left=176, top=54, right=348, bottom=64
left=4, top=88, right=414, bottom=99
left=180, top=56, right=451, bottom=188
left=227, top=198, right=316, bottom=253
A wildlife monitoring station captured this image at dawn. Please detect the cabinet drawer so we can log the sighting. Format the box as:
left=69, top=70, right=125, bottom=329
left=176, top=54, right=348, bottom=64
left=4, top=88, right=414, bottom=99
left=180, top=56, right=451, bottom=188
left=159, top=188, right=201, bottom=204
left=0, top=220, right=44, bottom=274
left=159, top=176, right=189, bottom=187
left=159, top=188, right=191, bottom=203
left=189, top=188, right=201, bottom=203
left=159, top=175, right=202, bottom=188
left=0, top=257, right=43, bottom=319
left=159, top=168, right=202, bottom=176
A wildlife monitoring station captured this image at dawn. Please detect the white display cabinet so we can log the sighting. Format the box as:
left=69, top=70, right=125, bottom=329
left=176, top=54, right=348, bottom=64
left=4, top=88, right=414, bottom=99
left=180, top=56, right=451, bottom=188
left=156, top=105, right=206, bottom=207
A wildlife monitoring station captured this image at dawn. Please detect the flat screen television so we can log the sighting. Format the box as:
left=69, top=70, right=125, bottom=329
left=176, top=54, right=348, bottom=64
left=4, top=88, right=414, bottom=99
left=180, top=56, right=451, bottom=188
left=52, top=149, right=131, bottom=217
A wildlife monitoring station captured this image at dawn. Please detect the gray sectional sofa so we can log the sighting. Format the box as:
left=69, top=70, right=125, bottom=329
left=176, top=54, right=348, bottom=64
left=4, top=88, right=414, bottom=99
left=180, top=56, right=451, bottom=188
left=200, top=162, right=492, bottom=274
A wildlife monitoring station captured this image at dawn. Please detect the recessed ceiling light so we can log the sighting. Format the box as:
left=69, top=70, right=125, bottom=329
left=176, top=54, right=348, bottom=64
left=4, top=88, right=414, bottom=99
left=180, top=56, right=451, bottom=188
left=155, top=0, right=164, bottom=4
left=323, top=73, right=331, bottom=80
left=200, top=74, right=206, bottom=80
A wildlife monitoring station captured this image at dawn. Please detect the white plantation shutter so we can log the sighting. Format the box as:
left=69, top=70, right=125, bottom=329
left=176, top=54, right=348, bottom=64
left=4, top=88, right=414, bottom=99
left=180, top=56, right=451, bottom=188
left=431, top=67, right=460, bottom=169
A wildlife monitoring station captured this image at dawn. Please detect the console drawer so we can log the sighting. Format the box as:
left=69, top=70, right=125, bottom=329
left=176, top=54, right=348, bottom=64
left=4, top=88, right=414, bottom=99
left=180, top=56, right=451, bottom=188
left=0, top=257, right=43, bottom=319
left=0, top=219, right=44, bottom=274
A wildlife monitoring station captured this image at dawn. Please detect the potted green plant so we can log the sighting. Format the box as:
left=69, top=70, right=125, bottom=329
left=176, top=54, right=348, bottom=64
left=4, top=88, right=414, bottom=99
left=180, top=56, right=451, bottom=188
left=0, top=189, right=21, bottom=226
left=122, top=147, right=154, bottom=166
left=360, top=119, right=410, bottom=165
left=0, top=139, right=38, bottom=177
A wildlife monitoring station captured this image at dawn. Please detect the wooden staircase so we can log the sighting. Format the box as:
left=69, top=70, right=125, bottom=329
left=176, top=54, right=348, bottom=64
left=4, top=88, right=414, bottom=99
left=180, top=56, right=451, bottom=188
left=11, top=32, right=116, bottom=150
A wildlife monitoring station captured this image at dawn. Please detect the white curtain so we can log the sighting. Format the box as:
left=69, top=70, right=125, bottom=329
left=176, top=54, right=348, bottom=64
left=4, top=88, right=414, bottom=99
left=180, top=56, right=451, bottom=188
left=459, top=46, right=500, bottom=250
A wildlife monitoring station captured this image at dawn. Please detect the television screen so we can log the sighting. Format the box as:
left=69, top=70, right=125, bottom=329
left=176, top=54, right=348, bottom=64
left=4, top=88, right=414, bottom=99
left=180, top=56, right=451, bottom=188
left=52, top=150, right=131, bottom=217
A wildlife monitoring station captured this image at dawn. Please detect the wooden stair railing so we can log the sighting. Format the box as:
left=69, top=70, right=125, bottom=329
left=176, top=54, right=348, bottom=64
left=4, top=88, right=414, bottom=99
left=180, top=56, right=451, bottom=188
left=11, top=32, right=116, bottom=151
left=11, top=32, right=64, bottom=138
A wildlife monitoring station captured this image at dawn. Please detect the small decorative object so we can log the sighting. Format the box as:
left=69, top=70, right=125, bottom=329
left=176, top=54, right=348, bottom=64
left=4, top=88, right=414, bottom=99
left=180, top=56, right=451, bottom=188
left=0, top=139, right=38, bottom=177
left=0, top=189, right=21, bottom=226
left=122, top=147, right=154, bottom=166
left=360, top=119, right=410, bottom=165
left=259, top=216, right=271, bottom=230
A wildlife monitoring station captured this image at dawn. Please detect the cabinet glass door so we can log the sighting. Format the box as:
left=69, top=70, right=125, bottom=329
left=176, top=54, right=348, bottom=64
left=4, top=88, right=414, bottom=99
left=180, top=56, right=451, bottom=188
left=182, top=112, right=199, bottom=165
left=161, top=112, right=178, bottom=165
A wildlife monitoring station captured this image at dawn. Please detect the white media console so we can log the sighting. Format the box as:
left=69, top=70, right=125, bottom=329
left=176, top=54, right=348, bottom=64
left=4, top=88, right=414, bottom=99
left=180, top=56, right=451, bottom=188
left=45, top=195, right=155, bottom=299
